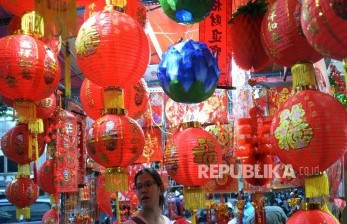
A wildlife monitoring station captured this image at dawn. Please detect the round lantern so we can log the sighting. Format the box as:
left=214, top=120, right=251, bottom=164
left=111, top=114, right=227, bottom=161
left=87, top=112, right=145, bottom=192
left=164, top=121, right=222, bottom=209
left=301, top=0, right=347, bottom=61
left=287, top=202, right=339, bottom=224
left=75, top=6, right=149, bottom=88
left=241, top=154, right=273, bottom=186
left=84, top=0, right=147, bottom=28
left=260, top=0, right=322, bottom=67
left=80, top=78, right=149, bottom=120
left=0, top=0, right=34, bottom=17
left=37, top=158, right=56, bottom=194
left=271, top=90, right=347, bottom=174
left=157, top=39, right=220, bottom=103
left=5, top=177, right=39, bottom=220
left=1, top=123, right=45, bottom=164
left=42, top=208, right=59, bottom=224
left=229, top=0, right=271, bottom=71
left=158, top=0, right=215, bottom=24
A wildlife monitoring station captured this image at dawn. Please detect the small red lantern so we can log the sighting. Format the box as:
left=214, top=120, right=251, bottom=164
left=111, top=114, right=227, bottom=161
left=241, top=154, right=273, bottom=186
left=301, top=0, right=347, bottom=61
left=260, top=0, right=322, bottom=67
left=87, top=112, right=145, bottom=192
left=75, top=6, right=150, bottom=89
left=5, top=177, right=39, bottom=220
left=164, top=121, right=223, bottom=209
left=37, top=159, right=56, bottom=195
left=80, top=78, right=149, bottom=120
left=42, top=208, right=59, bottom=224
left=287, top=203, right=339, bottom=224
left=1, top=123, right=45, bottom=164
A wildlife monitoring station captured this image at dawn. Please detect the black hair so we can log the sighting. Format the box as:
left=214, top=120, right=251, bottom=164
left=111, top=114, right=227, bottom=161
left=134, top=168, right=165, bottom=208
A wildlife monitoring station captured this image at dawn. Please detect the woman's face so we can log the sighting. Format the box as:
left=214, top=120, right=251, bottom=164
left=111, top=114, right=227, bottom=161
left=135, top=172, right=161, bottom=210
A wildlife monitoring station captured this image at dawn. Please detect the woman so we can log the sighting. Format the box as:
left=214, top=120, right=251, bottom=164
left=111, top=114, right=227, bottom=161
left=124, top=168, right=171, bottom=224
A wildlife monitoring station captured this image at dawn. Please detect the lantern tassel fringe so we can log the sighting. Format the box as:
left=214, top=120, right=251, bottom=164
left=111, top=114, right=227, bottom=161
left=16, top=207, right=30, bottom=220
left=291, top=62, right=317, bottom=90
left=105, top=168, right=128, bottom=193
left=304, top=172, right=329, bottom=198
left=103, top=87, right=124, bottom=110
left=183, top=187, right=206, bottom=210
left=28, top=119, right=44, bottom=134
left=13, top=100, right=37, bottom=123
left=17, top=164, right=31, bottom=177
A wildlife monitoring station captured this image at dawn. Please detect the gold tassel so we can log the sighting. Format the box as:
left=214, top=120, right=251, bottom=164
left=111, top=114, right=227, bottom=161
left=65, top=41, right=71, bottom=98
left=103, top=87, right=125, bottom=110
left=304, top=172, right=329, bottom=198
left=13, top=100, right=37, bottom=123
left=343, top=58, right=347, bottom=91
left=17, top=164, right=31, bottom=177
left=106, top=0, right=127, bottom=8
left=105, top=167, right=128, bottom=193
left=32, top=136, right=39, bottom=160
left=50, top=194, right=55, bottom=207
left=291, top=61, right=317, bottom=92
left=115, top=191, right=121, bottom=222
left=16, top=207, right=30, bottom=220
left=28, top=119, right=44, bottom=134
left=21, top=11, right=44, bottom=38
left=28, top=134, right=33, bottom=160
left=183, top=186, right=206, bottom=210
left=191, top=209, right=197, bottom=224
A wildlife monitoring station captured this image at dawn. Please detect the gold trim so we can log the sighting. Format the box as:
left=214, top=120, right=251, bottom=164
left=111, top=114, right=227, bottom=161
left=101, top=108, right=127, bottom=115
left=301, top=202, right=321, bottom=210
left=106, top=167, right=127, bottom=174
left=182, top=121, right=201, bottom=129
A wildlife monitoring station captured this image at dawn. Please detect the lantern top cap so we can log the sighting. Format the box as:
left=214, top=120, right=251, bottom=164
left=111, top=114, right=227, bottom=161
left=182, top=121, right=201, bottom=129
left=21, top=11, right=44, bottom=38
left=301, top=202, right=321, bottom=210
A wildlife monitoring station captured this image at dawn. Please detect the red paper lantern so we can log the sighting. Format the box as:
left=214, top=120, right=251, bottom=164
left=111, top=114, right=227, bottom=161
left=42, top=208, right=59, bottom=224
left=84, top=0, right=147, bottom=28
left=270, top=90, right=347, bottom=174
left=241, top=154, right=273, bottom=186
left=5, top=177, right=39, bottom=220
left=37, top=159, right=56, bottom=194
left=0, top=34, right=60, bottom=102
left=287, top=203, right=338, bottom=224
left=1, top=124, right=45, bottom=164
left=0, top=0, right=34, bottom=17
left=75, top=7, right=150, bottom=88
left=301, top=0, right=347, bottom=61
left=80, top=78, right=149, bottom=120
left=260, top=0, right=322, bottom=67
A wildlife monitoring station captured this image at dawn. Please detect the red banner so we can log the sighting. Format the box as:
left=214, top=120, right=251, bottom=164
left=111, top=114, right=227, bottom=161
left=199, top=0, right=233, bottom=87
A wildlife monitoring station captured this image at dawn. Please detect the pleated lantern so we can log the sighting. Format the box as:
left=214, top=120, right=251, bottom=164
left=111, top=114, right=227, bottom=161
left=86, top=106, right=145, bottom=193
left=80, top=78, right=149, bottom=120
left=229, top=0, right=271, bottom=72
left=260, top=0, right=322, bottom=69
left=37, top=158, right=56, bottom=195
left=5, top=177, right=39, bottom=220
left=75, top=3, right=149, bottom=101
left=270, top=62, right=347, bottom=198
left=42, top=208, right=59, bottom=224
left=164, top=121, right=222, bottom=211
left=287, top=202, right=339, bottom=224
left=84, top=0, right=147, bottom=28
left=158, top=0, right=215, bottom=24
left=157, top=39, right=220, bottom=103
left=241, top=153, right=273, bottom=186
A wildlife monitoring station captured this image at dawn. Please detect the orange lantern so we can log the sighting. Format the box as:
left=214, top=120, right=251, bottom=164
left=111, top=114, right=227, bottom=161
left=241, top=154, right=273, bottom=186
left=5, top=177, right=39, bottom=220
left=37, top=158, right=56, bottom=195
left=164, top=121, right=223, bottom=210
left=75, top=5, right=150, bottom=89
left=1, top=123, right=45, bottom=164
left=80, top=78, right=149, bottom=120
left=42, top=208, right=59, bottom=224
left=260, top=0, right=322, bottom=68
left=287, top=203, right=339, bottom=224
left=87, top=112, right=145, bottom=192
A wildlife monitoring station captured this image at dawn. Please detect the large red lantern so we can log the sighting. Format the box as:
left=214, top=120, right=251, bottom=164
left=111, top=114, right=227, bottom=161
left=0, top=0, right=34, bottom=17
left=164, top=121, right=223, bottom=209
left=287, top=203, right=339, bottom=224
left=5, top=177, right=39, bottom=220
left=260, top=0, right=322, bottom=67
left=87, top=112, right=145, bottom=192
left=37, top=158, right=56, bottom=195
left=301, top=0, right=347, bottom=61
left=1, top=123, right=45, bottom=164
left=80, top=78, right=149, bottom=120
left=75, top=6, right=150, bottom=89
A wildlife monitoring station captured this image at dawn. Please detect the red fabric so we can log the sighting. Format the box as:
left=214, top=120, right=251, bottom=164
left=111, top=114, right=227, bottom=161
left=260, top=0, right=322, bottom=67
left=37, top=158, right=56, bottom=194
left=0, top=34, right=60, bottom=101
left=301, top=0, right=347, bottom=61
left=96, top=174, right=113, bottom=217
left=42, top=208, right=59, bottom=224
left=199, top=0, right=233, bottom=87
left=241, top=154, right=273, bottom=186
left=6, top=177, right=39, bottom=208
left=87, top=114, right=145, bottom=168
left=271, top=90, right=347, bottom=173
left=287, top=209, right=338, bottom=224
left=134, top=128, right=163, bottom=164
left=1, top=124, right=44, bottom=164
left=0, top=0, right=34, bottom=16
left=76, top=8, right=149, bottom=88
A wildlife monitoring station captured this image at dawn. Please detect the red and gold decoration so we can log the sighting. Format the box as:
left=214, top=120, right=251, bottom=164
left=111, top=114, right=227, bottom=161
left=252, top=191, right=266, bottom=224
left=242, top=153, right=273, bottom=186
left=5, top=177, right=39, bottom=220
left=287, top=202, right=339, bottom=224
left=229, top=0, right=271, bottom=72
left=37, top=158, right=56, bottom=195
left=42, top=208, right=59, bottom=224
left=164, top=121, right=222, bottom=211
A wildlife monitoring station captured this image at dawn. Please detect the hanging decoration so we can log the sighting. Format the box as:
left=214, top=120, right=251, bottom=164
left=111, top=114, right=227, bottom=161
left=158, top=39, right=220, bottom=103
left=229, top=0, right=271, bottom=72
left=37, top=158, right=56, bottom=195
left=158, top=0, right=215, bottom=24
left=42, top=208, right=59, bottom=224
left=241, top=153, right=273, bottom=186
